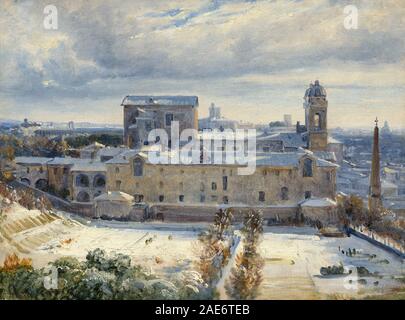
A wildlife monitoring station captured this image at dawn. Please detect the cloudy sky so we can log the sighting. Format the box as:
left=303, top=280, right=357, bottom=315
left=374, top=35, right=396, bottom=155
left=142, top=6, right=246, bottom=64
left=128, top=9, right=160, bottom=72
left=0, top=0, right=404, bottom=128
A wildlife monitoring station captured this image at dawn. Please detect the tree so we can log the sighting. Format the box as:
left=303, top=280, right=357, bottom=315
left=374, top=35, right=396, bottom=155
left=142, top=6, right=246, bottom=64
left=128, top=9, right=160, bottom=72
left=241, top=209, right=263, bottom=246
left=213, top=208, right=233, bottom=241
left=226, top=247, right=264, bottom=299
left=226, top=209, right=264, bottom=299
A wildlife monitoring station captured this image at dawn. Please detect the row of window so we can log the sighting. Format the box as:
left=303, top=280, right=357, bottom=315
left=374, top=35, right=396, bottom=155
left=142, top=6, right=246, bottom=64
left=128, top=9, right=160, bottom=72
left=132, top=158, right=316, bottom=178
left=131, top=188, right=313, bottom=204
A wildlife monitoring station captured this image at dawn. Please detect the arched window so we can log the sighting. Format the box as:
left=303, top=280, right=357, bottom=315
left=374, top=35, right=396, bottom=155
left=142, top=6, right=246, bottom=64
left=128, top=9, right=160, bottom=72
left=303, top=158, right=313, bottom=177
left=94, top=174, right=106, bottom=188
left=77, top=191, right=90, bottom=203
left=314, top=113, right=321, bottom=130
left=211, top=182, right=217, bottom=191
left=133, top=158, right=143, bottom=176
left=35, top=179, right=48, bottom=191
left=281, top=187, right=289, bottom=200
left=115, top=167, right=120, bottom=174
left=116, top=180, right=121, bottom=189
left=76, top=174, right=89, bottom=187
left=21, top=178, right=31, bottom=186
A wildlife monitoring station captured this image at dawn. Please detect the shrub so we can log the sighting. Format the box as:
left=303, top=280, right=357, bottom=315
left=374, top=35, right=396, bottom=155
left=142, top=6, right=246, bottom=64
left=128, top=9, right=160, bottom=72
left=1, top=253, right=32, bottom=272
left=0, top=249, right=211, bottom=300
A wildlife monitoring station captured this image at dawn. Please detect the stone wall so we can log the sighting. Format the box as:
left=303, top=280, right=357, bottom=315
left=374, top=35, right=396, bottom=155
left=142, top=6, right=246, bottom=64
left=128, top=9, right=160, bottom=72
left=106, top=156, right=336, bottom=209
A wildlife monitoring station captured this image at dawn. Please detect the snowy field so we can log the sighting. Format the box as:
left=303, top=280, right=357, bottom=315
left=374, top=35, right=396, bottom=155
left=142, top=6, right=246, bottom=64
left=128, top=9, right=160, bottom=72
left=1, top=204, right=404, bottom=299
left=258, top=226, right=404, bottom=299
left=36, top=224, right=202, bottom=277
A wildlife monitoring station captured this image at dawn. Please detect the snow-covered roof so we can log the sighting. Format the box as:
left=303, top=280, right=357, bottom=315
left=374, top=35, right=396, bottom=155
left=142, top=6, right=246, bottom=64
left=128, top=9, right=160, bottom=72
left=121, top=95, right=198, bottom=107
left=81, top=142, right=105, bottom=150
left=105, top=150, right=140, bottom=164
left=97, top=146, right=128, bottom=157
left=105, top=149, right=338, bottom=169
left=328, top=136, right=342, bottom=144
left=300, top=197, right=337, bottom=207
left=255, top=152, right=304, bottom=167
left=15, top=157, right=52, bottom=165
left=71, top=161, right=106, bottom=172
left=257, top=132, right=306, bottom=148
left=47, top=157, right=87, bottom=165
left=314, top=151, right=337, bottom=162
left=94, top=191, right=134, bottom=202
left=316, top=158, right=339, bottom=168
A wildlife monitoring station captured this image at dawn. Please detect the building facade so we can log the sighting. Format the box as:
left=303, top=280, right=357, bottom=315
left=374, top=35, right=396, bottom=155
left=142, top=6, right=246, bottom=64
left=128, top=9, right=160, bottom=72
left=122, top=96, right=199, bottom=149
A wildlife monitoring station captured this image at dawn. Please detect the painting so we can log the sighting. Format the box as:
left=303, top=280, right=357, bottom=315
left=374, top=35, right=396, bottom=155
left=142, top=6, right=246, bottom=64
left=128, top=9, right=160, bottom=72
left=0, top=0, right=404, bottom=304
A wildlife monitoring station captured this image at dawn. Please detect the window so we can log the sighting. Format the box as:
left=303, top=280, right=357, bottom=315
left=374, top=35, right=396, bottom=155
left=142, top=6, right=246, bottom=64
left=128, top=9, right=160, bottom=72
left=179, top=182, right=183, bottom=191
left=76, top=174, right=89, bottom=187
left=27, top=167, right=30, bottom=173
left=200, top=183, right=205, bottom=192
left=115, top=167, right=120, bottom=174
left=179, top=195, right=184, bottom=202
left=159, top=195, right=164, bottom=202
left=159, top=181, right=164, bottom=188
left=53, top=168, right=57, bottom=175
left=133, top=158, right=143, bottom=176
left=223, top=196, right=229, bottom=204
left=165, top=113, right=174, bottom=126
left=211, top=182, right=217, bottom=191
left=39, top=167, right=44, bottom=174
left=63, top=168, right=68, bottom=174
left=94, top=175, right=106, bottom=188
left=77, top=191, right=90, bottom=203
left=326, top=171, right=332, bottom=181
left=305, top=191, right=311, bottom=199
left=116, top=180, right=121, bottom=189
left=222, top=176, right=228, bottom=191
left=200, top=194, right=205, bottom=203
left=281, top=187, right=289, bottom=200
left=134, top=194, right=144, bottom=203
left=145, top=121, right=152, bottom=131
left=314, top=113, right=321, bottom=130
left=303, top=158, right=313, bottom=177
left=259, top=191, right=265, bottom=202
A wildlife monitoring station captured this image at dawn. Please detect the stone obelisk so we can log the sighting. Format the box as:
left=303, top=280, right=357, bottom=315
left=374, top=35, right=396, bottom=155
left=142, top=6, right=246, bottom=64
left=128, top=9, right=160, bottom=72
left=368, top=118, right=382, bottom=215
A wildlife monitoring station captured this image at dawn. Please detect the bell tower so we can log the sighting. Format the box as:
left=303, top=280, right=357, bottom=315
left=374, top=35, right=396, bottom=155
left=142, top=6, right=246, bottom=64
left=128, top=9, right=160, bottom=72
left=304, top=80, right=328, bottom=151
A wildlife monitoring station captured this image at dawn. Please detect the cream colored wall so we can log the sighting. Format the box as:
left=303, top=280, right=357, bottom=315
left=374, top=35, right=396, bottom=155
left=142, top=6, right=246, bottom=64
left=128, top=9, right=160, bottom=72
left=106, top=157, right=336, bottom=207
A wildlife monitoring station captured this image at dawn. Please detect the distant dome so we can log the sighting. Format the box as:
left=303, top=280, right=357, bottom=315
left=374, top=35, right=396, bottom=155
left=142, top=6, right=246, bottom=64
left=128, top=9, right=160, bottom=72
left=305, top=80, right=327, bottom=98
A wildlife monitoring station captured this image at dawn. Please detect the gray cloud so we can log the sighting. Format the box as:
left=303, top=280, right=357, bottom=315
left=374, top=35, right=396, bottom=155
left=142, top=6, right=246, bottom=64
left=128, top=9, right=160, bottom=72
left=0, top=0, right=404, bottom=126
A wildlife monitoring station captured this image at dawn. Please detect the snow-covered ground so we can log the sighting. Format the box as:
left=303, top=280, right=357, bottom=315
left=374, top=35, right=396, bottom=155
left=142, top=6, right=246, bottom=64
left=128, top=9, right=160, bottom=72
left=39, top=225, right=201, bottom=276
left=1, top=203, right=404, bottom=299
left=258, top=226, right=404, bottom=299
left=0, top=204, right=202, bottom=277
